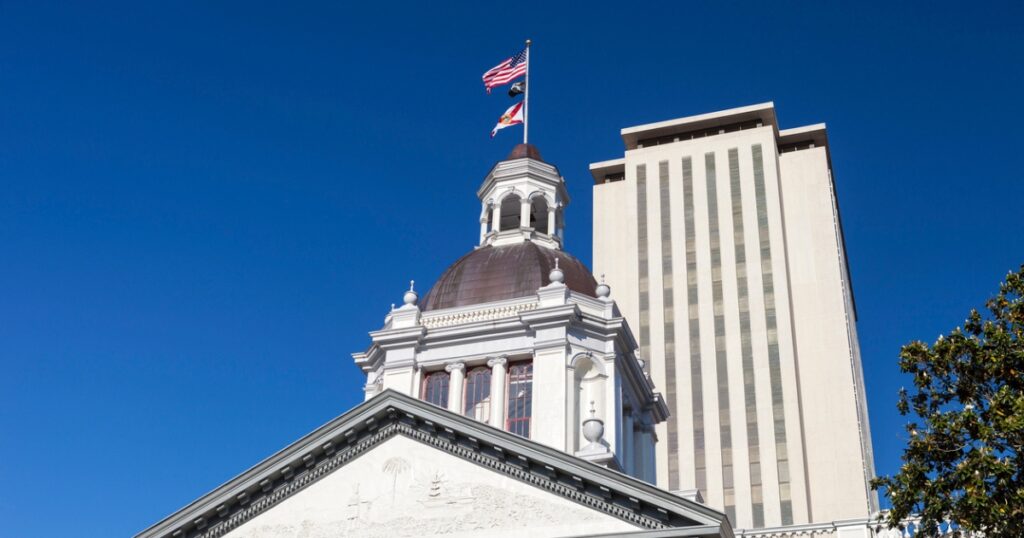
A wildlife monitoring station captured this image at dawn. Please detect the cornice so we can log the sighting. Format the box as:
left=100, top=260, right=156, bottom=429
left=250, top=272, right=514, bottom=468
left=135, top=391, right=726, bottom=538
left=368, top=325, right=426, bottom=349
left=519, top=303, right=579, bottom=328
left=476, top=158, right=568, bottom=202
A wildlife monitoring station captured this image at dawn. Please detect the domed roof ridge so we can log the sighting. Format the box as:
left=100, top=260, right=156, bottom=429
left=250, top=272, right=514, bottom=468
left=420, top=242, right=597, bottom=311
left=506, top=143, right=543, bottom=162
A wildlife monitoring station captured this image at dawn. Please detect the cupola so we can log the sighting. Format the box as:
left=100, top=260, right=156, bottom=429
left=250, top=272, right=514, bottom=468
left=477, top=144, right=568, bottom=249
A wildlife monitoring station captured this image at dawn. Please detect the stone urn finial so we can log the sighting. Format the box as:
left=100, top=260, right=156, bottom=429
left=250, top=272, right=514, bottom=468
left=581, top=401, right=605, bottom=449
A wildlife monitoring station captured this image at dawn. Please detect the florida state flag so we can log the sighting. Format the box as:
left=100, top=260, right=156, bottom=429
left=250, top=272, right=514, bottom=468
left=491, top=101, right=524, bottom=138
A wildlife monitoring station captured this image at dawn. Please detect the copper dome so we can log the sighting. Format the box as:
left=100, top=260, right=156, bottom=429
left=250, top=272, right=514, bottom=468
left=420, top=242, right=598, bottom=311
left=506, top=143, right=544, bottom=162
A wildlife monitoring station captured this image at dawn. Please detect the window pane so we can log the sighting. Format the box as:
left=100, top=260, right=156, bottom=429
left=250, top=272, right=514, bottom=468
left=463, top=367, right=491, bottom=421
left=421, top=371, right=450, bottom=409
left=506, top=362, right=533, bottom=438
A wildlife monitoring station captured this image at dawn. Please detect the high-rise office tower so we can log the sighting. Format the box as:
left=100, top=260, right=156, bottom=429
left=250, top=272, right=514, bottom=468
left=590, top=103, right=877, bottom=529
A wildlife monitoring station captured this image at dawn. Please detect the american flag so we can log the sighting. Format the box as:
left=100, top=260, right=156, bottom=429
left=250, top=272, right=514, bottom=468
left=482, top=48, right=527, bottom=94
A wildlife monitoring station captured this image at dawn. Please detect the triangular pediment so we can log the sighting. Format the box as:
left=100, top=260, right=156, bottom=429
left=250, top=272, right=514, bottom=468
left=136, top=391, right=729, bottom=538
left=226, top=435, right=635, bottom=537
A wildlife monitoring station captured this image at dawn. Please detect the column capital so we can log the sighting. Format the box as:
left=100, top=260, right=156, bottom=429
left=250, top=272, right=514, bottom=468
left=444, top=361, right=466, bottom=373
left=487, top=355, right=509, bottom=368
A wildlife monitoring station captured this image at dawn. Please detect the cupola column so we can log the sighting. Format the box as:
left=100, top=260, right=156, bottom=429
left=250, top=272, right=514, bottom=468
left=547, top=205, right=557, bottom=236
left=445, top=362, right=466, bottom=414
left=479, top=215, right=489, bottom=244
left=520, top=197, right=531, bottom=229
left=487, top=356, right=509, bottom=429
left=622, top=410, right=635, bottom=474
left=491, top=203, right=502, bottom=235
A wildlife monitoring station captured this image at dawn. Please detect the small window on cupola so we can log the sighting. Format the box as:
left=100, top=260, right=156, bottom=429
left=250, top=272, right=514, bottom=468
left=499, top=194, right=521, bottom=231
left=530, top=196, right=549, bottom=233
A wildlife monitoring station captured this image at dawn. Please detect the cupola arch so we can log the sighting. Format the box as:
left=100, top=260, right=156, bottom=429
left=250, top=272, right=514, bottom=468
left=528, top=191, right=556, bottom=235
left=498, top=191, right=524, bottom=231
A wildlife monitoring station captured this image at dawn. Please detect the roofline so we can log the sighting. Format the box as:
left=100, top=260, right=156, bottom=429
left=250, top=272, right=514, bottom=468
left=590, top=157, right=626, bottom=171
left=620, top=102, right=778, bottom=150
left=778, top=123, right=826, bottom=139
left=589, top=158, right=626, bottom=183
left=136, top=390, right=729, bottom=538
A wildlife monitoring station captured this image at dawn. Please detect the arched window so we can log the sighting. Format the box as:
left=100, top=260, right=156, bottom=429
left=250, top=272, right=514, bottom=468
left=499, top=194, right=521, bottom=231
left=506, top=361, right=533, bottom=438
left=421, top=371, right=449, bottom=408
left=463, top=366, right=491, bottom=421
left=530, top=196, right=549, bottom=233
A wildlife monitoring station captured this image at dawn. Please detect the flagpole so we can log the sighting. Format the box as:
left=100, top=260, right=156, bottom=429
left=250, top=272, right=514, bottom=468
left=523, top=39, right=531, bottom=145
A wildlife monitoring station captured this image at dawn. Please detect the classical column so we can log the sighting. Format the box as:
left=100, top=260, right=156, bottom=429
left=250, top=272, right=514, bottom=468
left=520, top=197, right=531, bottom=229
left=622, top=410, right=635, bottom=475
left=640, top=423, right=656, bottom=483
left=556, top=202, right=564, bottom=239
left=547, top=206, right=556, bottom=236
left=479, top=215, right=489, bottom=244
left=487, top=356, right=508, bottom=429
left=445, top=362, right=465, bottom=414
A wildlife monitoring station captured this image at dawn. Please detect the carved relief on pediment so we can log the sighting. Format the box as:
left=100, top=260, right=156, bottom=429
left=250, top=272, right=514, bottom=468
left=225, top=436, right=635, bottom=538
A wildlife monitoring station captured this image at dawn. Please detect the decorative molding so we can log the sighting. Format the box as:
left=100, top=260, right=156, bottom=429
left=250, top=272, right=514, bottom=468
left=486, top=355, right=508, bottom=368
left=421, top=301, right=538, bottom=329
left=444, top=362, right=466, bottom=373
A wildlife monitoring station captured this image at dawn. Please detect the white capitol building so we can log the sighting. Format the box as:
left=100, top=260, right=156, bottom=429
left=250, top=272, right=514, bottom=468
left=136, top=104, right=926, bottom=538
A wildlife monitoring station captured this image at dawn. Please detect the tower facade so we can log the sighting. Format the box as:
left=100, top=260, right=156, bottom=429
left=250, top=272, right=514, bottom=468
left=590, top=103, right=877, bottom=528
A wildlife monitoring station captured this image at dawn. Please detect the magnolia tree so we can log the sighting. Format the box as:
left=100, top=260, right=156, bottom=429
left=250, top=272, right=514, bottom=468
left=872, top=265, right=1024, bottom=535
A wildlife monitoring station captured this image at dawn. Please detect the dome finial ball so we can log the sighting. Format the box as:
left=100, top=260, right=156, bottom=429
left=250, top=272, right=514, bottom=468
left=595, top=273, right=611, bottom=299
left=549, top=257, right=565, bottom=284
left=403, top=279, right=418, bottom=306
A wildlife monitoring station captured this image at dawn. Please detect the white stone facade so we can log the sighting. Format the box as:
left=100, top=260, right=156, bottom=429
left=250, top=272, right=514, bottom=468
left=355, top=281, right=665, bottom=480
left=353, top=147, right=668, bottom=481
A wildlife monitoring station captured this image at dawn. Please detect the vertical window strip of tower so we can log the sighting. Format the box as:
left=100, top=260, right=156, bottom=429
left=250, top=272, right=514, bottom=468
left=682, top=156, right=706, bottom=494
left=752, top=144, right=793, bottom=525
left=636, top=165, right=651, bottom=368
left=729, top=147, right=765, bottom=528
left=658, top=160, right=680, bottom=489
left=705, top=151, right=736, bottom=522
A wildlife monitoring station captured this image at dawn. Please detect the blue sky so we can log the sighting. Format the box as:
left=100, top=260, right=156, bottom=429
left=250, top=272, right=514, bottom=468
left=1, top=2, right=1021, bottom=536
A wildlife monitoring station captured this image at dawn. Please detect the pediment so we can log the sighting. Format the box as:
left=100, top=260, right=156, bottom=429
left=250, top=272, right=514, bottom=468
left=137, top=391, right=728, bottom=538
left=226, top=435, right=634, bottom=538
